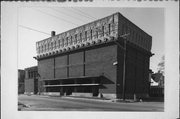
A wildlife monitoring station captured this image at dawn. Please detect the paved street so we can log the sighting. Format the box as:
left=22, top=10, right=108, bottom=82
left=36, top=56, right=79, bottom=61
left=18, top=95, right=164, bottom=111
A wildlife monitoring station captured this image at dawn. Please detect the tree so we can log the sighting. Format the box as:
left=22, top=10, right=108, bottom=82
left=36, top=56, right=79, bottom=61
left=157, top=55, right=164, bottom=87
left=157, top=55, right=165, bottom=75
left=151, top=55, right=165, bottom=88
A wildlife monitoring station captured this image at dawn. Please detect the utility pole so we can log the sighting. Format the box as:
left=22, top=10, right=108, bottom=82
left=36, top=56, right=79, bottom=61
left=113, top=33, right=129, bottom=101
left=122, top=38, right=127, bottom=101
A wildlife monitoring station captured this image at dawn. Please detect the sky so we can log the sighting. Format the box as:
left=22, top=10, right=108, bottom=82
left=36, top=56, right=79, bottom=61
left=18, top=7, right=164, bottom=72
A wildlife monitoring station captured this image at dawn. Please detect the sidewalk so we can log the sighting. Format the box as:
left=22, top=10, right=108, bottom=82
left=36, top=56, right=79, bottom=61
left=18, top=102, right=30, bottom=111
left=48, top=95, right=140, bottom=103
left=18, top=94, right=164, bottom=111
left=19, top=94, right=164, bottom=103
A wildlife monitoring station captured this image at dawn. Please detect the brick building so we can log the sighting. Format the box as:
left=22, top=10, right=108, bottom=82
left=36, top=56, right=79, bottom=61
left=18, top=69, right=25, bottom=94
left=24, top=66, right=38, bottom=94
left=35, top=12, right=153, bottom=99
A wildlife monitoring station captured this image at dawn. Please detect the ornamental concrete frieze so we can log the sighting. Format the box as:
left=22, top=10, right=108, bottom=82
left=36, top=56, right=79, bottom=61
left=36, top=13, right=119, bottom=57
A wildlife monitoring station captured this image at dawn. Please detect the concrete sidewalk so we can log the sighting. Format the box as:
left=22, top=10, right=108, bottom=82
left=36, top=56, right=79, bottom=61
left=18, top=94, right=164, bottom=111
left=27, top=94, right=142, bottom=103
left=19, top=94, right=164, bottom=104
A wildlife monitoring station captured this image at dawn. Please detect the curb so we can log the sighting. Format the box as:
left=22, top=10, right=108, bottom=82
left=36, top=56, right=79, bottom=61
left=18, top=102, right=30, bottom=111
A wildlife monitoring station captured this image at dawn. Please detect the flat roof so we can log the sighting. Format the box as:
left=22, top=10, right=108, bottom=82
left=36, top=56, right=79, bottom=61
left=42, top=75, right=102, bottom=81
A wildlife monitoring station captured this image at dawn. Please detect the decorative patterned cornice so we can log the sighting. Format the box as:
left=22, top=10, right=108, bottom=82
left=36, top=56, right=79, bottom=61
left=36, top=13, right=119, bottom=58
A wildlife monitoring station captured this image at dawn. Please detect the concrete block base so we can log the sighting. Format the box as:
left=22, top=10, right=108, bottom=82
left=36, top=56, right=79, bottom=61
left=100, top=93, right=117, bottom=99
left=72, top=92, right=93, bottom=97
left=24, top=92, right=34, bottom=95
left=41, top=92, right=60, bottom=96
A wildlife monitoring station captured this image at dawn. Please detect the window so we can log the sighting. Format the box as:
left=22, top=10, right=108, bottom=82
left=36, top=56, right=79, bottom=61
left=61, top=39, right=64, bottom=47
left=54, top=41, right=56, bottom=49
left=28, top=72, right=30, bottom=78
left=51, top=42, right=53, bottom=50
left=125, top=26, right=127, bottom=34
left=66, top=37, right=68, bottom=46
left=43, top=44, right=45, bottom=52
left=135, top=33, right=138, bottom=43
left=80, top=33, right=82, bottom=43
left=75, top=34, right=77, bottom=44
left=56, top=40, right=58, bottom=48
left=102, top=26, right=104, bottom=36
left=138, top=34, right=140, bottom=44
left=47, top=43, right=49, bottom=51
left=44, top=44, right=46, bottom=52
left=77, top=34, right=81, bottom=43
left=96, top=30, right=98, bottom=38
left=41, top=45, right=43, bottom=53
left=132, top=31, right=134, bottom=41
left=85, top=31, right=87, bottom=41
left=129, top=28, right=131, bottom=40
left=31, top=72, right=33, bottom=78
left=58, top=40, right=60, bottom=48
left=90, top=30, right=92, bottom=40
left=70, top=36, right=73, bottom=45
left=108, top=24, right=111, bottom=35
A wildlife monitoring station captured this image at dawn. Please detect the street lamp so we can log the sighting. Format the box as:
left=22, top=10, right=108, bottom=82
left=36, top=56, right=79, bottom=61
left=113, top=33, right=130, bottom=101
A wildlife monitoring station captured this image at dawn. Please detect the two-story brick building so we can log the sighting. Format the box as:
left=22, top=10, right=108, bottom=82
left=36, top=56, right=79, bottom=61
left=35, top=12, right=153, bottom=99
left=24, top=66, right=38, bottom=94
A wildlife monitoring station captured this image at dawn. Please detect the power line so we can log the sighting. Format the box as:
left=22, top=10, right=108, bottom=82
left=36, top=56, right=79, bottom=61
left=19, top=25, right=51, bottom=36
left=35, top=9, right=79, bottom=26
left=71, top=8, right=95, bottom=20
left=73, top=8, right=96, bottom=19
left=71, top=8, right=96, bottom=20
left=69, top=8, right=95, bottom=21
left=49, top=8, right=87, bottom=23
left=77, top=8, right=97, bottom=19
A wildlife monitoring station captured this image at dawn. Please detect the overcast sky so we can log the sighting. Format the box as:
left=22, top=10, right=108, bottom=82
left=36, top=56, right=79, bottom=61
left=18, top=7, right=164, bottom=72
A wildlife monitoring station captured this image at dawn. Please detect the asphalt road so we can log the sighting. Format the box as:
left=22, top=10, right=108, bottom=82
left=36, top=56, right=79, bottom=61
left=18, top=95, right=164, bottom=111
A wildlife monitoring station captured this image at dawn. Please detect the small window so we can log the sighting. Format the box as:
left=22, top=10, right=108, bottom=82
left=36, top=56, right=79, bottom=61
left=66, top=37, right=68, bottom=46
left=62, top=39, right=64, bottom=47
left=41, top=45, right=43, bottom=53
left=96, top=30, right=98, bottom=38
left=31, top=72, right=34, bottom=78
left=47, top=43, right=49, bottom=51
left=132, top=31, right=134, bottom=41
left=28, top=72, right=30, bottom=78
left=102, top=26, right=104, bottom=36
left=85, top=31, right=87, bottom=41
left=75, top=34, right=77, bottom=44
left=51, top=42, right=53, bottom=50
left=54, top=41, right=56, bottom=49
left=80, top=33, right=82, bottom=43
left=108, top=24, right=111, bottom=34
left=58, top=40, right=60, bottom=48
left=90, top=30, right=92, bottom=39
left=70, top=36, right=73, bottom=45
left=44, top=44, right=46, bottom=52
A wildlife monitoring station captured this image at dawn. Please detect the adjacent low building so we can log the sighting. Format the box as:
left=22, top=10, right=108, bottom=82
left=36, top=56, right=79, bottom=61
left=18, top=69, right=25, bottom=94
left=24, top=66, right=38, bottom=94
left=35, top=12, right=153, bottom=99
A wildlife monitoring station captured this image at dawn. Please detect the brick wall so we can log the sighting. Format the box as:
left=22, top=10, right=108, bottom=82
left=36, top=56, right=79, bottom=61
left=117, top=40, right=151, bottom=98
left=38, top=58, right=54, bottom=79
left=85, top=45, right=117, bottom=93
left=38, top=44, right=118, bottom=94
left=69, top=52, right=84, bottom=77
left=55, top=55, right=67, bottom=78
left=25, top=79, right=34, bottom=93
